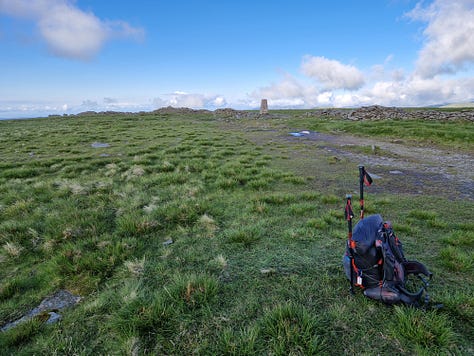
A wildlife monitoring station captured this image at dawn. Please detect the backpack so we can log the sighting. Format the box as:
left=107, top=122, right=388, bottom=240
left=342, top=166, right=432, bottom=307
left=343, top=214, right=432, bottom=306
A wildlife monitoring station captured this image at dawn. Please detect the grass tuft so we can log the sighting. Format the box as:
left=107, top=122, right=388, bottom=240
left=408, top=209, right=437, bottom=221
left=442, top=230, right=474, bottom=248
left=165, top=274, right=218, bottom=310
left=260, top=193, right=296, bottom=205
left=439, top=246, right=473, bottom=272
left=124, top=256, right=146, bottom=276
left=2, top=242, right=23, bottom=257
left=390, top=306, right=456, bottom=351
left=258, top=303, right=326, bottom=354
left=225, top=224, right=264, bottom=246
left=198, top=214, right=218, bottom=237
left=0, top=318, right=43, bottom=348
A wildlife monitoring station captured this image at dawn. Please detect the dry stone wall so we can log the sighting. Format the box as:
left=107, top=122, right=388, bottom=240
left=306, top=105, right=474, bottom=122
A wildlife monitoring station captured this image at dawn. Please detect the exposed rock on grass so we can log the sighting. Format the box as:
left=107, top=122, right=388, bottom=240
left=1, top=290, right=81, bottom=332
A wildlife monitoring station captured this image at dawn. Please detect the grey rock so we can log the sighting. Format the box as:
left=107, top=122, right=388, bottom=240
left=45, top=312, right=62, bottom=325
left=1, top=290, right=80, bottom=332
left=163, top=239, right=174, bottom=246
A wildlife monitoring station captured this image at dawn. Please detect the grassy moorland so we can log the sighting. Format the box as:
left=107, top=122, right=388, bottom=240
left=0, top=111, right=472, bottom=355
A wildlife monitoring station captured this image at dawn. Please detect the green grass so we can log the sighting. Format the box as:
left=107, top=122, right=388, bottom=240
left=284, top=114, right=474, bottom=151
left=0, top=111, right=472, bottom=354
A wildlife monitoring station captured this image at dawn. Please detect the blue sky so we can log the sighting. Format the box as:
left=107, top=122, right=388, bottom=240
left=1, top=0, right=474, bottom=118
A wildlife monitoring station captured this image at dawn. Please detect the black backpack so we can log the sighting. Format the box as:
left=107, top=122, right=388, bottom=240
left=342, top=167, right=432, bottom=307
left=343, top=214, right=432, bottom=306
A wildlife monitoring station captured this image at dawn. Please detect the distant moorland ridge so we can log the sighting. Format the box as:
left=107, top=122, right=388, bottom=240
left=59, top=105, right=474, bottom=122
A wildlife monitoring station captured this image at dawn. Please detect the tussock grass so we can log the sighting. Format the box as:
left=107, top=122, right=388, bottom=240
left=389, top=306, right=456, bottom=351
left=225, top=224, right=264, bottom=246
left=0, top=111, right=471, bottom=354
left=439, top=247, right=473, bottom=272
left=257, top=303, right=327, bottom=354
left=408, top=209, right=437, bottom=221
left=260, top=192, right=298, bottom=205
left=0, top=318, right=43, bottom=348
left=2, top=242, right=23, bottom=258
left=439, top=230, right=474, bottom=272
left=288, top=202, right=317, bottom=216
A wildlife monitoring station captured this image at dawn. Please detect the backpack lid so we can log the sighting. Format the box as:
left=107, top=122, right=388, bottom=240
left=352, top=214, right=383, bottom=254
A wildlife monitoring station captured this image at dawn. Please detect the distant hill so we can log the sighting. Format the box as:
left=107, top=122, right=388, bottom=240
left=439, top=101, right=474, bottom=108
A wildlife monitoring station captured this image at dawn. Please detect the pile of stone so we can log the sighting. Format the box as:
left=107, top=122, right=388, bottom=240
left=306, top=105, right=474, bottom=122
left=213, top=108, right=258, bottom=119
left=152, top=106, right=211, bottom=115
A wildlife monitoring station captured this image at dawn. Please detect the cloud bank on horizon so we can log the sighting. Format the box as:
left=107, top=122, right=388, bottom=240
left=0, top=0, right=473, bottom=118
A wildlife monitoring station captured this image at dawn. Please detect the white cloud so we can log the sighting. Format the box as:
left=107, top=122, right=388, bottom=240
left=267, top=98, right=306, bottom=108
left=103, top=97, right=118, bottom=104
left=250, top=1, right=474, bottom=109
left=0, top=0, right=144, bottom=60
left=153, top=92, right=228, bottom=109
left=152, top=97, right=167, bottom=108
left=391, top=69, right=405, bottom=82
left=407, top=0, right=474, bottom=78
left=80, top=100, right=99, bottom=110
left=364, top=75, right=474, bottom=107
left=212, top=96, right=226, bottom=107
left=317, top=92, right=333, bottom=106
left=301, top=55, right=365, bottom=90
left=168, top=92, right=207, bottom=108
left=251, top=74, right=320, bottom=108
left=256, top=74, right=307, bottom=99
left=0, top=100, right=70, bottom=119
left=39, top=5, right=107, bottom=59
left=332, top=93, right=371, bottom=108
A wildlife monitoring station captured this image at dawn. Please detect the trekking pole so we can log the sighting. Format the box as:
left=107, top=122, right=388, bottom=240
left=358, top=165, right=373, bottom=219
left=345, top=194, right=355, bottom=294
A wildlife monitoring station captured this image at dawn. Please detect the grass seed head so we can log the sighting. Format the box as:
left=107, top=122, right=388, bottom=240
left=3, top=241, right=23, bottom=257
left=124, top=256, right=146, bottom=276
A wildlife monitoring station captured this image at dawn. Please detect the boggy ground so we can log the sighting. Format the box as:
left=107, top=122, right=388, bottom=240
left=221, top=116, right=473, bottom=201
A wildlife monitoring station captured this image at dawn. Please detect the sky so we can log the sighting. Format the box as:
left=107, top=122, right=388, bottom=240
left=1, top=0, right=474, bottom=118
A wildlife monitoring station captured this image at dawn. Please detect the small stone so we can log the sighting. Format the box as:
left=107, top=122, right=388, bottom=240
left=163, top=239, right=174, bottom=246
left=260, top=268, right=277, bottom=276
left=389, top=170, right=403, bottom=175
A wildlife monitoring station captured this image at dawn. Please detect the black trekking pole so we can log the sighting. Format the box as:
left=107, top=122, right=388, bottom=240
left=345, top=194, right=355, bottom=294
left=359, top=165, right=373, bottom=219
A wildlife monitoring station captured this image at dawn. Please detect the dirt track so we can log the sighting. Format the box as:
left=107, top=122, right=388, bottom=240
left=220, top=117, right=473, bottom=201
left=284, top=131, right=473, bottom=200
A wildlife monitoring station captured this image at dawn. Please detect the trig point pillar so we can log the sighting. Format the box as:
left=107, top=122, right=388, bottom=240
left=260, top=99, right=268, bottom=114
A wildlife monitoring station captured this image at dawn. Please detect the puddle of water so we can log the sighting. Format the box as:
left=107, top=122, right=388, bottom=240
left=91, top=142, right=110, bottom=148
